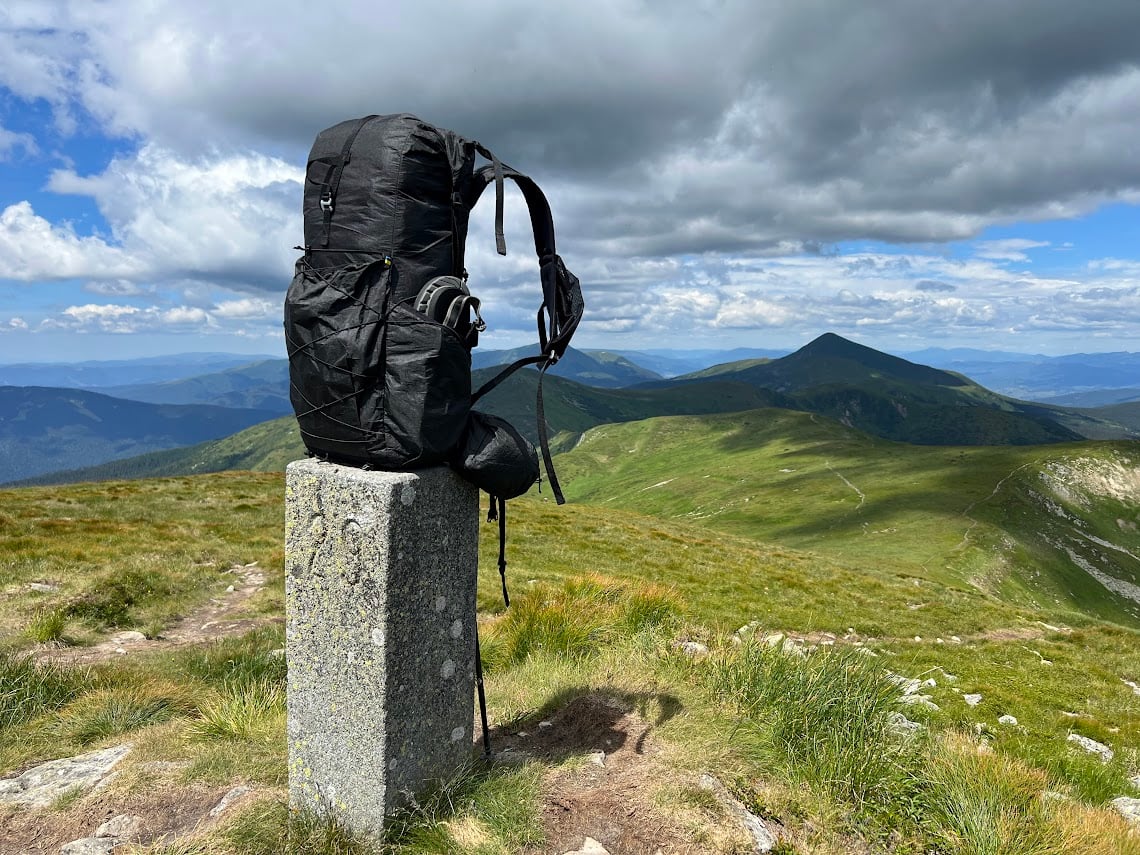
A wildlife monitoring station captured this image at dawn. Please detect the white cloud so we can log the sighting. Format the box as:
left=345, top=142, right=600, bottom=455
left=0, top=124, right=37, bottom=159
left=974, top=239, right=1051, bottom=262
left=0, top=201, right=144, bottom=280
left=213, top=297, right=278, bottom=319
left=2, top=317, right=28, bottom=331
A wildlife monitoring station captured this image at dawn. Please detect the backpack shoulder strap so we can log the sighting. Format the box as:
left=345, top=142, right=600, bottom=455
left=465, top=154, right=584, bottom=361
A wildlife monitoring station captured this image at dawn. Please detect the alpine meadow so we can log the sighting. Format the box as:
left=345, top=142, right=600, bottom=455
left=5, top=2, right=1140, bottom=853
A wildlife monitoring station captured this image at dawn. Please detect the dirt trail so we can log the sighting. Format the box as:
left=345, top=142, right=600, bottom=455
left=32, top=562, right=275, bottom=666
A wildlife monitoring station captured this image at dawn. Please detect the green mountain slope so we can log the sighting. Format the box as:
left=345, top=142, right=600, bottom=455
left=102, top=359, right=291, bottom=412
left=557, top=408, right=1140, bottom=627
left=658, top=333, right=1133, bottom=445
left=0, top=387, right=280, bottom=484
left=472, top=345, right=662, bottom=387
left=21, top=374, right=787, bottom=485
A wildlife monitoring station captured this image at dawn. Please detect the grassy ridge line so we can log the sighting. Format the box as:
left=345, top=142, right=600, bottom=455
left=556, top=408, right=1140, bottom=627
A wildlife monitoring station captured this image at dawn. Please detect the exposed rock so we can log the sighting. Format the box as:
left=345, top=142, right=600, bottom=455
left=677, top=640, right=709, bottom=658
left=0, top=744, right=131, bottom=808
left=95, top=813, right=143, bottom=839
left=964, top=693, right=983, bottom=707
left=899, top=694, right=940, bottom=711
left=888, top=674, right=921, bottom=696
left=586, top=751, right=606, bottom=768
left=1112, top=797, right=1140, bottom=826
left=1122, top=678, right=1140, bottom=697
left=208, top=784, right=253, bottom=818
left=887, top=712, right=924, bottom=734
left=28, top=582, right=60, bottom=593
left=494, top=748, right=532, bottom=766
left=563, top=837, right=611, bottom=855
left=59, top=838, right=116, bottom=854
left=1068, top=733, right=1114, bottom=762
left=698, top=774, right=776, bottom=852
left=998, top=714, right=1018, bottom=726
left=922, top=678, right=937, bottom=688
left=538, top=720, right=553, bottom=729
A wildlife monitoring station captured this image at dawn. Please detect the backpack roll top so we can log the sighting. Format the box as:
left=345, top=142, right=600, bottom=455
left=303, top=113, right=476, bottom=295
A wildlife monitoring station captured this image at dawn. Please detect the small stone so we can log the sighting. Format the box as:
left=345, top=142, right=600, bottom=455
left=208, top=784, right=252, bottom=818
left=698, top=774, right=776, bottom=852
left=29, top=582, right=60, bottom=593
left=563, top=837, right=611, bottom=855
left=677, top=640, right=709, bottom=658
left=914, top=636, right=922, bottom=642
left=899, top=694, right=940, bottom=711
left=494, top=748, right=532, bottom=766
left=95, top=813, right=142, bottom=839
left=515, top=731, right=529, bottom=739
left=922, top=678, right=937, bottom=688
left=887, top=712, right=924, bottom=734
left=763, top=633, right=786, bottom=648
left=950, top=636, right=962, bottom=644
left=226, top=585, right=236, bottom=593
left=586, top=751, right=606, bottom=767
left=1112, top=797, right=1140, bottom=826
left=538, top=720, right=553, bottom=729
left=889, top=675, right=921, bottom=695
left=59, top=838, right=116, bottom=855
left=998, top=714, right=1018, bottom=726
left=935, top=638, right=944, bottom=644
left=112, top=630, right=147, bottom=645
left=1068, top=733, right=1114, bottom=762
left=964, top=693, right=983, bottom=707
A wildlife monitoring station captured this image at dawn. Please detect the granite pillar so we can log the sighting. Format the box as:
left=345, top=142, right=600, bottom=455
left=285, top=459, right=478, bottom=836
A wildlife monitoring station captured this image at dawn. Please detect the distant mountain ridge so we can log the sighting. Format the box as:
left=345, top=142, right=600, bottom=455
left=647, top=333, right=1134, bottom=446
left=14, top=333, right=1137, bottom=485
left=0, top=387, right=279, bottom=484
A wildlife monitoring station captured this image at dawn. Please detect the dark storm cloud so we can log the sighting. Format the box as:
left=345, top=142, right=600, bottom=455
left=8, top=0, right=1140, bottom=256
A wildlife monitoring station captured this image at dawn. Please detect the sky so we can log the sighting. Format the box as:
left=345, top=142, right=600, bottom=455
left=1, top=1, right=1139, bottom=363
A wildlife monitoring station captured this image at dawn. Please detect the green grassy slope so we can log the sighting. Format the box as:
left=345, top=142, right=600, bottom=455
left=556, top=408, right=1140, bottom=627
left=3, top=470, right=1140, bottom=852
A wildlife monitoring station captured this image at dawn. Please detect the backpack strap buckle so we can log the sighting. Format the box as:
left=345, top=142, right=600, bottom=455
left=319, top=192, right=334, bottom=213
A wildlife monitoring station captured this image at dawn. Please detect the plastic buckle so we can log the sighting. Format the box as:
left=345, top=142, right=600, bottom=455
left=320, top=193, right=333, bottom=213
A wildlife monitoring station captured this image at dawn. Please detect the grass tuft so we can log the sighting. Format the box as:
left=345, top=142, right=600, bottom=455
left=705, top=639, right=926, bottom=822
left=0, top=650, right=91, bottom=732
left=483, top=574, right=680, bottom=670
left=190, top=679, right=285, bottom=743
left=56, top=681, right=195, bottom=745
left=24, top=607, right=71, bottom=645
left=172, top=626, right=287, bottom=691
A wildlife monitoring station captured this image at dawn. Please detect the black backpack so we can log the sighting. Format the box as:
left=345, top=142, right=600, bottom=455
left=285, top=113, right=584, bottom=504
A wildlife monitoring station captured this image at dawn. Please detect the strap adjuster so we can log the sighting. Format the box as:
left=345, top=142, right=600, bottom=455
left=320, top=192, right=333, bottom=213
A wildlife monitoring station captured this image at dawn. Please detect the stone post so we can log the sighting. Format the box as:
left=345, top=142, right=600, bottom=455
left=284, top=459, right=478, bottom=837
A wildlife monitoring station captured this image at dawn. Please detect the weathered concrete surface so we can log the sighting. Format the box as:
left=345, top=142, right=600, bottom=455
left=285, top=459, right=478, bottom=837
